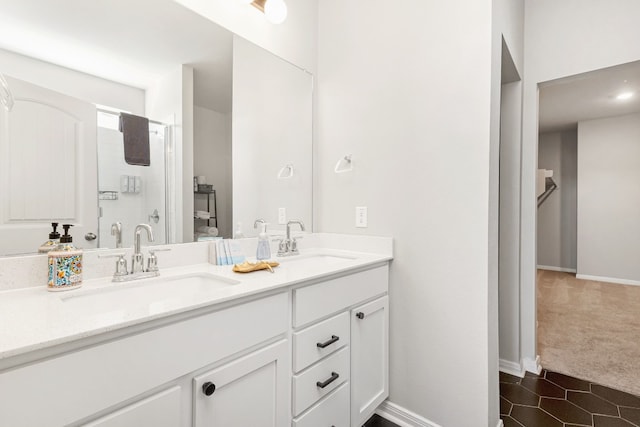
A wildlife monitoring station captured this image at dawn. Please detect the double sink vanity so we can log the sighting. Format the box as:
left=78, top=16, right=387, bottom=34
left=0, top=233, right=392, bottom=427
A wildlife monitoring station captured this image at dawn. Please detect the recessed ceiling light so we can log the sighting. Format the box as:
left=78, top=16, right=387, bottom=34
left=616, top=92, right=634, bottom=100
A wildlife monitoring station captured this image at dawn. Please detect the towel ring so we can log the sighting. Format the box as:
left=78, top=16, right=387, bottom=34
left=277, top=164, right=294, bottom=179
left=334, top=155, right=353, bottom=173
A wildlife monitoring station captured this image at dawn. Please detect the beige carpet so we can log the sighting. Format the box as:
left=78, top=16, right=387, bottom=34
left=537, top=269, right=640, bottom=396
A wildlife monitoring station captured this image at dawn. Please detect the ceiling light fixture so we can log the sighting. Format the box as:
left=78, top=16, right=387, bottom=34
left=616, top=91, right=634, bottom=100
left=242, top=0, right=288, bottom=24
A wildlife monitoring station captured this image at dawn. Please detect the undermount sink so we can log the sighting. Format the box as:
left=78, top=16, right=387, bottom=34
left=277, top=253, right=356, bottom=268
left=59, top=273, right=240, bottom=310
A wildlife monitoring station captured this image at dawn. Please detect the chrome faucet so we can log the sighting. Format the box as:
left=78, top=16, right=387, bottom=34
left=254, top=218, right=266, bottom=232
left=278, top=220, right=305, bottom=256
left=110, top=222, right=122, bottom=248
left=132, top=224, right=154, bottom=273
left=99, top=224, right=170, bottom=282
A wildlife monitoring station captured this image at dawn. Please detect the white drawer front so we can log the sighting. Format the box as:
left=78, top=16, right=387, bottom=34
left=293, top=312, right=349, bottom=373
left=293, top=347, right=350, bottom=416
left=293, top=265, right=388, bottom=327
left=293, top=382, right=350, bottom=427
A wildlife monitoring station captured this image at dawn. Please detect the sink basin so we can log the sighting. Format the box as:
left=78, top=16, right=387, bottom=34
left=60, top=273, right=240, bottom=312
left=277, top=253, right=356, bottom=269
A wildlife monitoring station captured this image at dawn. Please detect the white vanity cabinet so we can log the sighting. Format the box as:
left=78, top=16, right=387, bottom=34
left=84, top=387, right=182, bottom=427
left=0, top=293, right=289, bottom=427
left=291, top=264, right=389, bottom=427
left=0, top=260, right=390, bottom=427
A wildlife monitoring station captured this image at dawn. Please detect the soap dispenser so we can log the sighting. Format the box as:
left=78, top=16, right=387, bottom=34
left=47, top=224, right=83, bottom=291
left=233, top=222, right=245, bottom=239
left=38, top=222, right=61, bottom=253
left=256, top=223, right=271, bottom=261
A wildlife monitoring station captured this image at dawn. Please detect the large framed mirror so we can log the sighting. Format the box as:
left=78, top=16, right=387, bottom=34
left=0, top=0, right=313, bottom=256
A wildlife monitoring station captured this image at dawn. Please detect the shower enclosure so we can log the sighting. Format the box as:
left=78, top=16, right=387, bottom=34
left=96, top=110, right=173, bottom=249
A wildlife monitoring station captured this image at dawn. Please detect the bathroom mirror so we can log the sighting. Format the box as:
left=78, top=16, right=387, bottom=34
left=0, top=0, right=313, bottom=256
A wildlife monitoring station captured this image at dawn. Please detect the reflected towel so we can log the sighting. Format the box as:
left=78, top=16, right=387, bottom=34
left=197, top=226, right=219, bottom=236
left=119, top=113, right=150, bottom=166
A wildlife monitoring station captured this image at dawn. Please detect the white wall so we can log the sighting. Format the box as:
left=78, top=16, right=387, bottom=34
left=0, top=48, right=144, bottom=114
left=537, top=130, right=577, bottom=271
left=521, top=0, right=640, bottom=365
left=577, top=113, right=640, bottom=282
left=173, top=0, right=317, bottom=74
left=498, top=81, right=524, bottom=371
left=194, top=106, right=232, bottom=238
left=317, top=1, right=504, bottom=425
left=492, top=0, right=524, bottom=415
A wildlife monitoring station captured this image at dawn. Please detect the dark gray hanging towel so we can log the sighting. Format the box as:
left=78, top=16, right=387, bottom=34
left=119, top=113, right=150, bottom=166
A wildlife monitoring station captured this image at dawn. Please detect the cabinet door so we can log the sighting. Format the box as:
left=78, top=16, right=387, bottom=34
left=193, top=340, right=289, bottom=427
left=83, top=387, right=181, bottom=427
left=350, top=296, right=389, bottom=427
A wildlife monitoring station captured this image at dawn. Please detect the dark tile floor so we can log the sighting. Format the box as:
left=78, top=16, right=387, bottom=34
left=363, top=414, right=400, bottom=427
left=501, top=370, right=640, bottom=427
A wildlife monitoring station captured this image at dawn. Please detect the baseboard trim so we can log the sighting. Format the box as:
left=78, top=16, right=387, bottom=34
left=376, top=400, right=505, bottom=427
left=499, top=359, right=525, bottom=378
left=376, top=401, right=442, bottom=427
left=523, top=355, right=542, bottom=375
left=576, top=274, right=640, bottom=287
left=537, top=265, right=577, bottom=273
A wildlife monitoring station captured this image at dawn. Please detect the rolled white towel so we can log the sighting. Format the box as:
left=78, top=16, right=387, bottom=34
left=195, top=232, right=220, bottom=241
left=197, top=226, right=219, bottom=236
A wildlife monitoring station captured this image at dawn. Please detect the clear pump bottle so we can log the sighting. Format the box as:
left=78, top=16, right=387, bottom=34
left=256, top=223, right=271, bottom=261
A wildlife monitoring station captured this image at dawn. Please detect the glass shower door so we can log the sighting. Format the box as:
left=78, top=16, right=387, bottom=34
left=97, top=111, right=170, bottom=249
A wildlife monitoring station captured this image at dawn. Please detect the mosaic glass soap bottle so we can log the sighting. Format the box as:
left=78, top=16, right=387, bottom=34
left=47, top=224, right=83, bottom=291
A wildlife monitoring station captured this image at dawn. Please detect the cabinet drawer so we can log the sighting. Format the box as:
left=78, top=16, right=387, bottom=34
left=293, top=347, right=350, bottom=416
left=293, top=312, right=349, bottom=373
left=293, top=265, right=388, bottom=327
left=293, top=382, right=349, bottom=427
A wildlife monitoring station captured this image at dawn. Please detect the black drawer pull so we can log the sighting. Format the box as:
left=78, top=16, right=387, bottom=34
left=317, top=335, right=339, bottom=348
left=356, top=312, right=365, bottom=319
left=202, top=382, right=216, bottom=396
left=316, top=372, right=339, bottom=389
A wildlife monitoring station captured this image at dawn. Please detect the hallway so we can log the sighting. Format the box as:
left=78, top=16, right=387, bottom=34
left=537, top=270, right=640, bottom=396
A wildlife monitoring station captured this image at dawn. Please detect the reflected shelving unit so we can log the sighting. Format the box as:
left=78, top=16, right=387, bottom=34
left=194, top=190, right=217, bottom=228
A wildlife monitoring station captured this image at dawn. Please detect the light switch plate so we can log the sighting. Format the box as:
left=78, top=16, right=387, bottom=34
left=355, top=206, right=368, bottom=228
left=278, top=208, right=287, bottom=225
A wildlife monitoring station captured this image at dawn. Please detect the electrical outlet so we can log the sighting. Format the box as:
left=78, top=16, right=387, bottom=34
left=278, top=208, right=287, bottom=225
left=355, top=206, right=368, bottom=228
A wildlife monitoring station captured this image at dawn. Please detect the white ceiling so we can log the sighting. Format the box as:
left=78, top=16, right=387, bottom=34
left=0, top=0, right=233, bottom=113
left=539, top=60, right=640, bottom=133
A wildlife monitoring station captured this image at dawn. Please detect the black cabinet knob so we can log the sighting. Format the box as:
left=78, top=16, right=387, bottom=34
left=356, top=312, right=365, bottom=319
left=202, top=382, right=216, bottom=396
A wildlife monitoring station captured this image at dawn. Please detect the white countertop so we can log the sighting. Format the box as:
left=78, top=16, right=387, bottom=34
left=0, top=238, right=392, bottom=363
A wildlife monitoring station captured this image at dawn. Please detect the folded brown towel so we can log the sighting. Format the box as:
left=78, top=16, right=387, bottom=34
left=119, top=113, right=150, bottom=166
